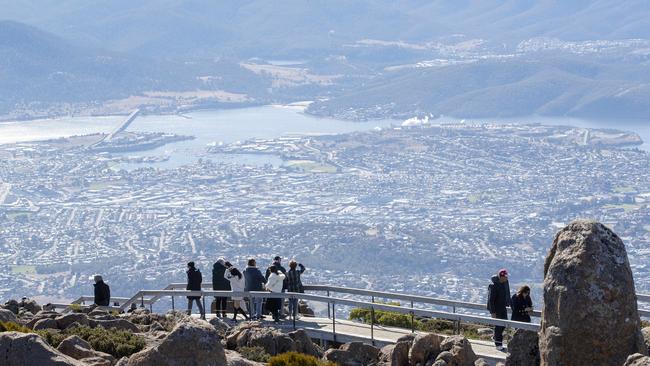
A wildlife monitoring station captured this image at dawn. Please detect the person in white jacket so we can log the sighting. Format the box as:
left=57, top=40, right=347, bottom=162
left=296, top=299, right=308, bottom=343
left=225, top=266, right=249, bottom=321
left=265, top=266, right=286, bottom=322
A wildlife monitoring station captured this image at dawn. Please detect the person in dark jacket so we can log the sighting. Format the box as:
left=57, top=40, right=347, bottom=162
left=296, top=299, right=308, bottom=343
left=212, top=258, right=231, bottom=318
left=93, top=275, right=110, bottom=307
left=186, top=261, right=205, bottom=319
left=487, top=268, right=511, bottom=350
left=286, top=260, right=306, bottom=318
left=244, top=258, right=266, bottom=320
left=265, top=256, right=287, bottom=280
left=511, top=285, right=533, bottom=323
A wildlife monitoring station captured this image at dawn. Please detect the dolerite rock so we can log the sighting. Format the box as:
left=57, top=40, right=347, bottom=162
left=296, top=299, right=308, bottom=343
left=26, top=311, right=59, bottom=329
left=225, top=322, right=296, bottom=355
left=91, top=318, right=140, bottom=333
left=225, top=350, right=266, bottom=366
left=539, top=221, right=646, bottom=366
left=56, top=313, right=89, bottom=329
left=209, top=317, right=232, bottom=336
left=56, top=335, right=115, bottom=365
left=0, top=331, right=84, bottom=366
left=625, top=354, right=650, bottom=366
left=643, top=327, right=650, bottom=354
left=0, top=308, right=19, bottom=323
left=410, top=333, right=444, bottom=365
left=33, top=318, right=60, bottom=331
left=378, top=341, right=410, bottom=366
left=438, top=336, right=476, bottom=366
left=79, top=356, right=113, bottom=366
left=127, top=319, right=226, bottom=366
left=474, top=359, right=490, bottom=366
left=20, top=299, right=42, bottom=314
left=505, top=329, right=539, bottom=366
left=323, top=342, right=380, bottom=366
left=3, top=299, right=20, bottom=314
left=288, top=329, right=322, bottom=357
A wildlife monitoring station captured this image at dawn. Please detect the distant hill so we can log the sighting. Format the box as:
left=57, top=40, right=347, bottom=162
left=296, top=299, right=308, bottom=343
left=2, top=1, right=650, bottom=58
left=307, top=55, right=650, bottom=120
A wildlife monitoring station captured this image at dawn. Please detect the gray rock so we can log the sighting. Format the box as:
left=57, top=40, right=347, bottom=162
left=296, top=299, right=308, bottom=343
left=56, top=313, right=89, bottom=329
left=505, top=329, right=539, bottom=366
left=0, top=308, right=19, bottom=323
left=56, top=335, right=115, bottom=364
left=225, top=350, right=265, bottom=366
left=3, top=299, right=20, bottom=314
left=323, top=342, right=379, bottom=366
left=377, top=341, right=410, bottom=366
left=79, top=356, right=113, bottom=366
left=474, top=359, right=490, bottom=366
left=643, top=327, right=650, bottom=354
left=289, top=329, right=322, bottom=357
left=115, top=357, right=130, bottom=366
left=0, top=331, right=85, bottom=366
left=410, top=333, right=444, bottom=365
left=127, top=318, right=226, bottom=366
left=33, top=318, right=60, bottom=331
left=539, top=221, right=646, bottom=366
left=625, top=354, right=650, bottom=366
left=439, top=335, right=476, bottom=366
left=91, top=318, right=140, bottom=333
left=20, top=299, right=42, bottom=314
left=209, top=316, right=231, bottom=336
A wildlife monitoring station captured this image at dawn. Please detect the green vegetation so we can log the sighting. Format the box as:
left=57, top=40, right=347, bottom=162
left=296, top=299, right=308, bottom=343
left=239, top=346, right=271, bottom=362
left=68, top=304, right=83, bottom=313
left=10, top=265, right=37, bottom=274
left=268, top=352, right=334, bottom=366
left=38, top=326, right=146, bottom=359
left=0, top=321, right=32, bottom=333
left=285, top=160, right=337, bottom=173
left=349, top=304, right=483, bottom=339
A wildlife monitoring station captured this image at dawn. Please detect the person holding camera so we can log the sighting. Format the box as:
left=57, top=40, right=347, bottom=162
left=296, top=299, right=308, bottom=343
left=511, top=285, right=533, bottom=323
left=225, top=264, right=250, bottom=321
left=286, top=260, right=306, bottom=318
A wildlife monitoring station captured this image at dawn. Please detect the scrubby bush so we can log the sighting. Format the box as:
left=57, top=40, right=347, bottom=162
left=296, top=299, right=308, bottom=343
left=268, top=352, right=334, bottom=366
left=0, top=321, right=32, bottom=333
left=239, top=346, right=271, bottom=362
left=38, top=326, right=145, bottom=358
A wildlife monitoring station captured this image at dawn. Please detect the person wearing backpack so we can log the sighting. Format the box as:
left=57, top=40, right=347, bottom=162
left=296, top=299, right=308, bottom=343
left=487, top=268, right=511, bottom=351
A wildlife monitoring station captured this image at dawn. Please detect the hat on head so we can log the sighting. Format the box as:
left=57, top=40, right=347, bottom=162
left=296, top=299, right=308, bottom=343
left=498, top=268, right=509, bottom=277
left=273, top=255, right=281, bottom=261
left=216, top=257, right=225, bottom=265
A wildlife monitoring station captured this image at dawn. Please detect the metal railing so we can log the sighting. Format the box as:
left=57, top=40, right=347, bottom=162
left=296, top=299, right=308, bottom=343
left=56, top=283, right=650, bottom=346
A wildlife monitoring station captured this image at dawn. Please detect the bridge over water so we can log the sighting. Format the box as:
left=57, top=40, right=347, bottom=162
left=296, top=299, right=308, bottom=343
left=53, top=283, right=650, bottom=364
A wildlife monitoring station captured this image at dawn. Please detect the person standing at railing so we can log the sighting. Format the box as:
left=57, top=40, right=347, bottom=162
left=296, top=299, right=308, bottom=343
left=244, top=258, right=266, bottom=320
left=212, top=258, right=231, bottom=318
left=487, top=268, right=511, bottom=351
left=266, top=266, right=286, bottom=323
left=286, top=260, right=306, bottom=319
left=186, top=261, right=205, bottom=320
left=93, top=275, right=110, bottom=307
left=225, top=265, right=250, bottom=321
left=511, top=285, right=533, bottom=323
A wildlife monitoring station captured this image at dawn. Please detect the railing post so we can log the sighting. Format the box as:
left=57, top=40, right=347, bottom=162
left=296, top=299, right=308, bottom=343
left=332, top=301, right=336, bottom=343
left=327, top=290, right=331, bottom=319
left=202, top=293, right=206, bottom=318
left=411, top=300, right=415, bottom=333
left=370, top=305, right=375, bottom=346
left=292, top=294, right=296, bottom=331
left=140, top=294, right=144, bottom=308
left=171, top=295, right=175, bottom=311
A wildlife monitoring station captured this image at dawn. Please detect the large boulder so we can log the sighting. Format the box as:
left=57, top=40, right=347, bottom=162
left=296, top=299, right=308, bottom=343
left=33, top=318, right=60, bottom=331
left=0, top=331, right=85, bottom=366
left=225, top=350, right=266, bottom=366
left=505, top=329, right=540, bottom=366
left=409, top=333, right=444, bottom=365
left=539, top=221, right=647, bottom=366
left=625, top=354, right=650, bottom=366
left=3, top=299, right=20, bottom=314
left=127, top=319, right=226, bottom=366
left=288, top=329, right=322, bottom=358
left=56, top=335, right=115, bottom=365
left=0, top=308, right=19, bottom=323
left=224, top=322, right=296, bottom=356
left=20, top=299, right=42, bottom=314
left=55, top=313, right=89, bottom=329
left=323, top=342, right=380, bottom=366
left=438, top=335, right=476, bottom=366
left=377, top=342, right=410, bottom=366
left=643, top=327, right=650, bottom=354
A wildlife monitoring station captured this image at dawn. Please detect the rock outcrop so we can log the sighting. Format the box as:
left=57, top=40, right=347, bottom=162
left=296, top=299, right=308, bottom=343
left=0, top=331, right=85, bottom=366
left=643, top=327, right=650, bottom=355
left=437, top=335, right=476, bottom=366
left=377, top=341, right=410, bottom=366
left=323, top=342, right=380, bottom=366
left=625, top=354, right=650, bottom=366
left=409, top=333, right=444, bottom=365
left=288, top=329, right=323, bottom=358
left=56, top=335, right=115, bottom=365
left=127, top=318, right=226, bottom=366
left=0, top=308, right=19, bottom=323
left=225, top=321, right=297, bottom=356
left=505, top=329, right=539, bottom=366
left=539, top=221, right=647, bottom=365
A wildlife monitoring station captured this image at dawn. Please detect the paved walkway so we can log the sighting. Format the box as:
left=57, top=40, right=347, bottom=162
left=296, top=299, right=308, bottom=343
left=204, top=314, right=506, bottom=365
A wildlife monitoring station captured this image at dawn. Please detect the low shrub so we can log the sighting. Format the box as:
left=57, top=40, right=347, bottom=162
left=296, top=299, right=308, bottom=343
left=239, top=346, right=271, bottom=362
left=0, top=321, right=32, bottom=333
left=38, top=326, right=146, bottom=358
left=268, top=352, right=334, bottom=366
